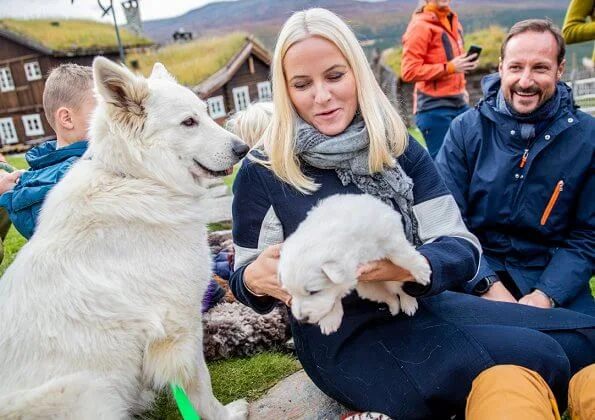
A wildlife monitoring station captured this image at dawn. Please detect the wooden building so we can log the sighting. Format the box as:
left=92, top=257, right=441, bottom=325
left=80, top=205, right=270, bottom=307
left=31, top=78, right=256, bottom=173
left=193, top=35, right=271, bottom=124
left=0, top=19, right=153, bottom=151
left=128, top=33, right=271, bottom=125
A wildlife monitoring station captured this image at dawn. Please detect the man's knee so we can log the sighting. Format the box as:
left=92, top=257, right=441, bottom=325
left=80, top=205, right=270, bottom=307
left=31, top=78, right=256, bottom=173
left=466, top=365, right=561, bottom=420
left=568, top=364, right=595, bottom=420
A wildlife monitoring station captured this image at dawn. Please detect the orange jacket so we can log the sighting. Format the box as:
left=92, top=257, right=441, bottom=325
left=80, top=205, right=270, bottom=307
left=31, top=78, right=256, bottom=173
left=401, top=7, right=467, bottom=113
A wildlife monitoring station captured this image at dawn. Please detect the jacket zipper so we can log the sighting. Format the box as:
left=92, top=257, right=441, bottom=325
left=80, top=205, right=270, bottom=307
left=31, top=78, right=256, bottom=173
left=519, top=149, right=529, bottom=168
left=540, top=180, right=564, bottom=226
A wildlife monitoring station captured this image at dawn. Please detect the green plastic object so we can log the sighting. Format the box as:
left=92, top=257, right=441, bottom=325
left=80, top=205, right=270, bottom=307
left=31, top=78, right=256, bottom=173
left=0, top=162, right=16, bottom=173
left=170, top=383, right=201, bottom=420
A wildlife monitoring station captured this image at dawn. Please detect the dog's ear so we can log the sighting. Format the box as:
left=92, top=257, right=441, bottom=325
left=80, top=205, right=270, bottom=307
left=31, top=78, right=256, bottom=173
left=93, top=56, right=148, bottom=111
left=321, top=262, right=347, bottom=284
left=149, top=62, right=177, bottom=83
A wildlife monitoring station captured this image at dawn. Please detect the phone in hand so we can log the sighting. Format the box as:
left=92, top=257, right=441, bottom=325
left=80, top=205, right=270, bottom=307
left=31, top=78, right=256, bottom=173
left=466, top=45, right=482, bottom=61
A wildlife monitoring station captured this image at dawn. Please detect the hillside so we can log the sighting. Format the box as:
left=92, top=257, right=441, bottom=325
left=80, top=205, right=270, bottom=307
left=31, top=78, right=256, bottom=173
left=142, top=0, right=569, bottom=50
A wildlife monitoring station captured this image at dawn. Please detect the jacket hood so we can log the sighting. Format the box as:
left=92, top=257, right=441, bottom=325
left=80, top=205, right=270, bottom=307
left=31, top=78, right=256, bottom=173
left=479, top=73, right=575, bottom=121
left=26, top=140, right=88, bottom=170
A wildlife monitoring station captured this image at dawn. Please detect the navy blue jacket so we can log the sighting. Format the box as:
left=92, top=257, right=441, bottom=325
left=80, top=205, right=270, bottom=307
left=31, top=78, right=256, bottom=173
left=0, top=140, right=88, bottom=239
left=435, top=74, right=595, bottom=314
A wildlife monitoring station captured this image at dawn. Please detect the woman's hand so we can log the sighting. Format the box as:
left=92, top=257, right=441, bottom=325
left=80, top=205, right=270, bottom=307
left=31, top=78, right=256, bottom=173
left=481, top=281, right=517, bottom=303
left=356, top=259, right=415, bottom=283
left=450, top=53, right=479, bottom=73
left=243, top=244, right=292, bottom=305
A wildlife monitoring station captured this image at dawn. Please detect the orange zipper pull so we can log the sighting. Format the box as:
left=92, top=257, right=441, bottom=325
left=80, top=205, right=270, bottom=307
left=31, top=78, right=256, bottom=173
left=519, top=149, right=529, bottom=168
left=540, top=180, right=564, bottom=226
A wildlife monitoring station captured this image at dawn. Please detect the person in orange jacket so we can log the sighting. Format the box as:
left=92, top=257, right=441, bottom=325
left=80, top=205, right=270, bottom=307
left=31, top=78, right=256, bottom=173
left=401, top=0, right=479, bottom=159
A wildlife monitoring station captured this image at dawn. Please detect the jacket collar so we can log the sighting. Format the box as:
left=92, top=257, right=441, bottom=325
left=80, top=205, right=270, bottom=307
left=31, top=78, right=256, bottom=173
left=25, top=140, right=88, bottom=170
left=478, top=73, right=577, bottom=126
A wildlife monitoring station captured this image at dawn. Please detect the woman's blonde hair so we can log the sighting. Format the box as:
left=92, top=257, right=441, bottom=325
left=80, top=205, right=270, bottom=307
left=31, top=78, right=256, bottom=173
left=261, top=7, right=408, bottom=193
left=226, top=102, right=273, bottom=148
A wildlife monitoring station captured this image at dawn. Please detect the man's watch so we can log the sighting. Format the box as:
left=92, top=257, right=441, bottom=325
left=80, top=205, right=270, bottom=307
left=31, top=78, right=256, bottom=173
left=473, top=275, right=498, bottom=296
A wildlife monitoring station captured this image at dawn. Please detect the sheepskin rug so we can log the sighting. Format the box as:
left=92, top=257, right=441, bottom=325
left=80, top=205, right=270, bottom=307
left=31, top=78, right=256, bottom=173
left=202, top=302, right=290, bottom=360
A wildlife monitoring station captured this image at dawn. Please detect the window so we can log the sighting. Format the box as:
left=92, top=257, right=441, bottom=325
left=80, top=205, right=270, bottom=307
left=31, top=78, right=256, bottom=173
left=257, top=81, right=272, bottom=101
left=0, top=67, right=15, bottom=92
left=24, top=61, right=42, bottom=81
left=22, top=114, right=44, bottom=136
left=0, top=118, right=18, bottom=144
left=207, top=95, right=226, bottom=119
left=232, top=86, right=250, bottom=112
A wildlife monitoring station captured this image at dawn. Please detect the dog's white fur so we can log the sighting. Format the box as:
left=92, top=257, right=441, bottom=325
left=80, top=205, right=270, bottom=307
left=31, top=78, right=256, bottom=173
left=279, top=194, right=431, bottom=335
left=0, top=57, right=249, bottom=419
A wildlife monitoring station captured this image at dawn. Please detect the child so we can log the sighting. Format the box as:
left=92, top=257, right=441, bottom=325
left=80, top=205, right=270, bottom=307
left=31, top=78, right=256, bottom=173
left=0, top=63, right=95, bottom=239
left=202, top=102, right=274, bottom=312
left=225, top=101, right=273, bottom=148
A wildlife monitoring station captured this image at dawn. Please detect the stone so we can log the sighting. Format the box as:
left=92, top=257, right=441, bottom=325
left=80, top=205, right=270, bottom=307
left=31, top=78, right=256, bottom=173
left=249, top=370, right=346, bottom=419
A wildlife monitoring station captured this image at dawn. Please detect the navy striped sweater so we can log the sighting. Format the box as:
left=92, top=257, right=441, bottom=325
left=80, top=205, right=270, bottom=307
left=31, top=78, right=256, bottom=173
left=230, top=137, right=480, bottom=313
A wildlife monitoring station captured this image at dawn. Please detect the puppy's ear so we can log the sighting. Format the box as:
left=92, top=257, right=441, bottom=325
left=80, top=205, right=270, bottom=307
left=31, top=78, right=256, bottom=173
left=93, top=56, right=148, bottom=112
left=149, top=62, right=177, bottom=83
left=321, top=262, right=347, bottom=284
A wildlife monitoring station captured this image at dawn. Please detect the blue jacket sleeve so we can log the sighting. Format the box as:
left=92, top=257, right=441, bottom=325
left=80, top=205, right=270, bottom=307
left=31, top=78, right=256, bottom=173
left=229, top=159, right=278, bottom=314
left=0, top=182, right=45, bottom=240
left=434, top=115, right=492, bottom=294
left=535, top=165, right=595, bottom=306
left=401, top=139, right=481, bottom=297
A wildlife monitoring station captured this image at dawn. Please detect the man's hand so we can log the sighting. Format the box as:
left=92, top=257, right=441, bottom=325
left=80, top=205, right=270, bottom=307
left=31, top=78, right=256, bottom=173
left=519, top=290, right=553, bottom=309
left=244, top=244, right=292, bottom=306
left=357, top=259, right=414, bottom=283
left=0, top=171, right=21, bottom=195
left=481, top=281, right=517, bottom=303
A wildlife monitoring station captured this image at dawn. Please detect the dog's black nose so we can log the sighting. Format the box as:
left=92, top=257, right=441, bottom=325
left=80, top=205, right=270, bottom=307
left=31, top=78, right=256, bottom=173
left=232, top=140, right=249, bottom=159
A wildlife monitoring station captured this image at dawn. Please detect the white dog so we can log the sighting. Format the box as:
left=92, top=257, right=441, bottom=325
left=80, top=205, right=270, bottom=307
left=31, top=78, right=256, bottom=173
left=0, top=57, right=249, bottom=419
left=279, top=194, right=431, bottom=335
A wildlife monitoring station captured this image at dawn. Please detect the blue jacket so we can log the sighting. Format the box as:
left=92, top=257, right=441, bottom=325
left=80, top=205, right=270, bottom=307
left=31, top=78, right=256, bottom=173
left=0, top=140, right=88, bottom=239
left=435, top=74, right=595, bottom=314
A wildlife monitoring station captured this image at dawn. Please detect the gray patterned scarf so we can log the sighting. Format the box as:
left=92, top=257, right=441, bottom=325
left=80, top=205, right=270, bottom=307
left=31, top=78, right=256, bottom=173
left=295, top=116, right=420, bottom=245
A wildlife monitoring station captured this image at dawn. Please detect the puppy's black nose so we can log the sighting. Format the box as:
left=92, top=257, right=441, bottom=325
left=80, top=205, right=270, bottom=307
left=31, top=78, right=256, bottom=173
left=232, top=140, right=249, bottom=159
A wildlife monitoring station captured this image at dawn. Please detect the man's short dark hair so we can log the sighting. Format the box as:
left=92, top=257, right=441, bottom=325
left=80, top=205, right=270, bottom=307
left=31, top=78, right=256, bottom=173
left=501, top=19, right=566, bottom=65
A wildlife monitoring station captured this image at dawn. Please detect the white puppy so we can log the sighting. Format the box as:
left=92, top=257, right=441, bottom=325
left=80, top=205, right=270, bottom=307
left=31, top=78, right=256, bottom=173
left=279, top=194, right=431, bottom=335
left=0, top=57, right=248, bottom=419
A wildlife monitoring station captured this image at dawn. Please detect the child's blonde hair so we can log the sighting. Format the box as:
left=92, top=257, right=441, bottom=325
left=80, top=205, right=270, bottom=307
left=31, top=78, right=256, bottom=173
left=226, top=102, right=273, bottom=148
left=42, top=63, right=94, bottom=130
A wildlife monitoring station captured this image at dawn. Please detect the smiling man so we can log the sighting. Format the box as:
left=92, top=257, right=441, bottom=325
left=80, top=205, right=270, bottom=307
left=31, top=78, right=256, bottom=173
left=435, top=19, right=595, bottom=315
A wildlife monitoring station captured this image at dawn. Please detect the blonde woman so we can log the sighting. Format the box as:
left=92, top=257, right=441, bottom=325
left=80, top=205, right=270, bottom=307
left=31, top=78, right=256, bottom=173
left=230, top=8, right=595, bottom=418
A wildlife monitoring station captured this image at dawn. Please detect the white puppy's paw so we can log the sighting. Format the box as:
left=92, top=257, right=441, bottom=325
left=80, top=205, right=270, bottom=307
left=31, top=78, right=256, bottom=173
left=319, top=312, right=342, bottom=335
left=387, top=299, right=401, bottom=315
left=225, top=399, right=249, bottom=420
left=410, top=256, right=432, bottom=286
left=399, top=294, right=419, bottom=316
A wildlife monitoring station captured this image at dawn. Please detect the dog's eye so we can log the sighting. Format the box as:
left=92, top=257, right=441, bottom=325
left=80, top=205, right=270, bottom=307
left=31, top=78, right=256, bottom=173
left=306, top=290, right=321, bottom=296
left=181, top=117, right=198, bottom=127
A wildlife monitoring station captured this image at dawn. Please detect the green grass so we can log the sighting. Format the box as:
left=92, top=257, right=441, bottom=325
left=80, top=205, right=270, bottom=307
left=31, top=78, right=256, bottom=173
left=147, top=352, right=301, bottom=419
left=384, top=25, right=507, bottom=77
left=0, top=19, right=152, bottom=51
left=127, top=33, right=251, bottom=87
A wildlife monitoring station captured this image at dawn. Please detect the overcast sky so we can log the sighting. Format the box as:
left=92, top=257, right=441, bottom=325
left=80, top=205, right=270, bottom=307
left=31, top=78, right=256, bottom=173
left=0, top=0, right=386, bottom=24
left=0, top=0, right=237, bottom=23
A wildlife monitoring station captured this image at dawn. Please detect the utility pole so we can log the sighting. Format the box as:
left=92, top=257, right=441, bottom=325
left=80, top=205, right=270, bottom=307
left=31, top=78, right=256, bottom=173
left=71, top=0, right=126, bottom=63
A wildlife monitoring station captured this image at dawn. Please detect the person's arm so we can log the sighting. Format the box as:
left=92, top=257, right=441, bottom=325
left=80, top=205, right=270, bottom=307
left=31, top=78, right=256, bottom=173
left=402, top=139, right=481, bottom=297
left=562, top=0, right=595, bottom=45
left=401, top=22, right=450, bottom=83
left=401, top=21, right=478, bottom=83
left=229, top=158, right=288, bottom=314
left=529, top=166, right=595, bottom=308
